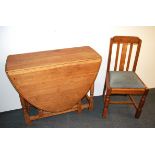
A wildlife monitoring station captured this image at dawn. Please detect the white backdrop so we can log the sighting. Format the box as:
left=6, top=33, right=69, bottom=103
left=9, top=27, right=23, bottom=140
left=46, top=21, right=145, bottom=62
left=1, top=26, right=155, bottom=112
left=0, top=0, right=155, bottom=112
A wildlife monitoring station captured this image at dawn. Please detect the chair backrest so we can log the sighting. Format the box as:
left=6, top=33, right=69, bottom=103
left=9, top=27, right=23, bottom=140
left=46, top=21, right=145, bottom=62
left=107, top=36, right=142, bottom=72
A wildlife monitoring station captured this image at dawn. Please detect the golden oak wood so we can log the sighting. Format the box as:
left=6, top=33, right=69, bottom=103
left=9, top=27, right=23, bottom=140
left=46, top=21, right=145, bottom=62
left=103, top=36, right=149, bottom=118
left=6, top=46, right=102, bottom=125
left=114, top=43, right=120, bottom=71
left=119, top=43, right=128, bottom=71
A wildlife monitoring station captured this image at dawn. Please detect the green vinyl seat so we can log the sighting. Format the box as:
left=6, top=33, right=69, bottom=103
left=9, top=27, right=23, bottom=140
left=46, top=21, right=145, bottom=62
left=110, top=71, right=145, bottom=88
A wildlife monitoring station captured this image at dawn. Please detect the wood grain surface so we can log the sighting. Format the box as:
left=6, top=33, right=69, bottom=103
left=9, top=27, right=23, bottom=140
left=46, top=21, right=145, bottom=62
left=6, top=46, right=102, bottom=123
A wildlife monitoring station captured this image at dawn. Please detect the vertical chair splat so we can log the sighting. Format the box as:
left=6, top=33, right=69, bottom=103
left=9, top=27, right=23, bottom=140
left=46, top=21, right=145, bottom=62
left=114, top=43, right=120, bottom=71
left=126, top=43, right=133, bottom=71
left=119, top=43, right=128, bottom=71
left=133, top=40, right=142, bottom=71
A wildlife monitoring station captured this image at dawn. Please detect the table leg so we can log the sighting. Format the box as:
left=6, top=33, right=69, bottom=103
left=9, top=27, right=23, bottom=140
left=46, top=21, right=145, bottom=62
left=19, top=95, right=32, bottom=125
left=89, top=83, right=94, bottom=111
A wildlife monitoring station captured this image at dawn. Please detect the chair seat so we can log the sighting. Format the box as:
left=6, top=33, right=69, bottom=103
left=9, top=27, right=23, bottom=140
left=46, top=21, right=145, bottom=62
left=110, top=71, right=145, bottom=88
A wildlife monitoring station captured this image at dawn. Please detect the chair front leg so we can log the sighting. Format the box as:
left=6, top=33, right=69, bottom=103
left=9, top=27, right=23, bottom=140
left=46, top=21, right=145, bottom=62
left=135, top=89, right=149, bottom=118
left=102, top=89, right=111, bottom=118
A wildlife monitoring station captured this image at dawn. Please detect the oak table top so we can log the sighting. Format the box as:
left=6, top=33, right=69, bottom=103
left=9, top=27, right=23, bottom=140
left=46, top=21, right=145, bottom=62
left=6, top=46, right=102, bottom=124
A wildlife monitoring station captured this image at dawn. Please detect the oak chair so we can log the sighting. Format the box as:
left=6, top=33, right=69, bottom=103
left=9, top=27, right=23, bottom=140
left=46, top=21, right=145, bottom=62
left=102, top=36, right=149, bottom=118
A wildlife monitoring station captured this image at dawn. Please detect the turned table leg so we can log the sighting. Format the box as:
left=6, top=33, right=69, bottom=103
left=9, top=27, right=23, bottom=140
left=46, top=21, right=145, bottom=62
left=89, top=83, right=94, bottom=111
left=19, top=95, right=32, bottom=125
left=77, top=101, right=82, bottom=113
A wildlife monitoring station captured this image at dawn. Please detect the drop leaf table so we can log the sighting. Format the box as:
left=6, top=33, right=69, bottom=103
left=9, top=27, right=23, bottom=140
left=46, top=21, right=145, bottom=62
left=6, top=46, right=102, bottom=125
